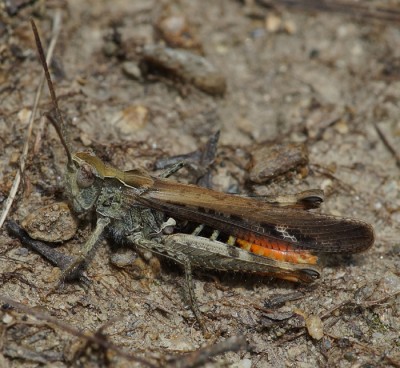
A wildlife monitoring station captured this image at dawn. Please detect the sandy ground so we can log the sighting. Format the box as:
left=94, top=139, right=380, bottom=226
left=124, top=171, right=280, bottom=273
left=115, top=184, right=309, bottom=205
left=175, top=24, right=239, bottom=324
left=0, top=1, right=399, bottom=367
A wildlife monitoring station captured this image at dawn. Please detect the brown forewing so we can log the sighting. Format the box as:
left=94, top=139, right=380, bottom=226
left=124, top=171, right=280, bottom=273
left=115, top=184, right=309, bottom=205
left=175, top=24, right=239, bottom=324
left=134, top=176, right=374, bottom=254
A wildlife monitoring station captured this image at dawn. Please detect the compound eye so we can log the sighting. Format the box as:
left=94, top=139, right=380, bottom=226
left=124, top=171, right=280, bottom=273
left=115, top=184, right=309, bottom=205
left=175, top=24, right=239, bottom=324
left=76, top=164, right=95, bottom=188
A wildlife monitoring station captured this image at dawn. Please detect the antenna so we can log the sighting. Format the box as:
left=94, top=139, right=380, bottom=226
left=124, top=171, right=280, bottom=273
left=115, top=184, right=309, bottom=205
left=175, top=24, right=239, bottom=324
left=30, top=19, right=73, bottom=168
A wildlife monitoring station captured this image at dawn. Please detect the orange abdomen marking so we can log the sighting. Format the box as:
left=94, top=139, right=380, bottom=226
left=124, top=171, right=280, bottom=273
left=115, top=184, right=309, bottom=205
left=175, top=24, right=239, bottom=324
left=236, top=235, right=317, bottom=265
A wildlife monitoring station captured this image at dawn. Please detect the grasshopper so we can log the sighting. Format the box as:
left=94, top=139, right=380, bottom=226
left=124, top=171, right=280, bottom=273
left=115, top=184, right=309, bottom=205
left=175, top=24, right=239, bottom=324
left=27, top=20, right=374, bottom=330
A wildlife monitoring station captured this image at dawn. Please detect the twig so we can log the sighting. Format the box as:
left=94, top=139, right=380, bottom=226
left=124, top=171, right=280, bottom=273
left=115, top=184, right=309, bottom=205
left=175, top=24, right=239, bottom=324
left=278, top=287, right=400, bottom=344
left=167, top=336, right=248, bottom=368
left=33, top=115, right=47, bottom=154
left=0, top=11, right=62, bottom=229
left=0, top=295, right=247, bottom=367
left=154, top=131, right=220, bottom=188
left=374, top=123, right=400, bottom=169
left=309, top=163, right=355, bottom=193
left=5, top=220, right=78, bottom=272
left=0, top=296, right=157, bottom=368
left=362, top=290, right=400, bottom=308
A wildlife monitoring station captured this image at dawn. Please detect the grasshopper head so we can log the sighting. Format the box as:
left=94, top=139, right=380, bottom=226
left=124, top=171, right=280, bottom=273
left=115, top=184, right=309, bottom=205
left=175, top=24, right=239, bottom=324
left=63, top=152, right=103, bottom=216
left=44, top=112, right=103, bottom=216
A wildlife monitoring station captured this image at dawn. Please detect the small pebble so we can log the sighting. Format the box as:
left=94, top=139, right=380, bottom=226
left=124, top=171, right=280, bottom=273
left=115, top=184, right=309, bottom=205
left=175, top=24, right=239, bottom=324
left=122, top=61, right=142, bottom=80
left=141, top=45, right=226, bottom=95
left=306, top=315, right=324, bottom=340
left=21, top=202, right=77, bottom=242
